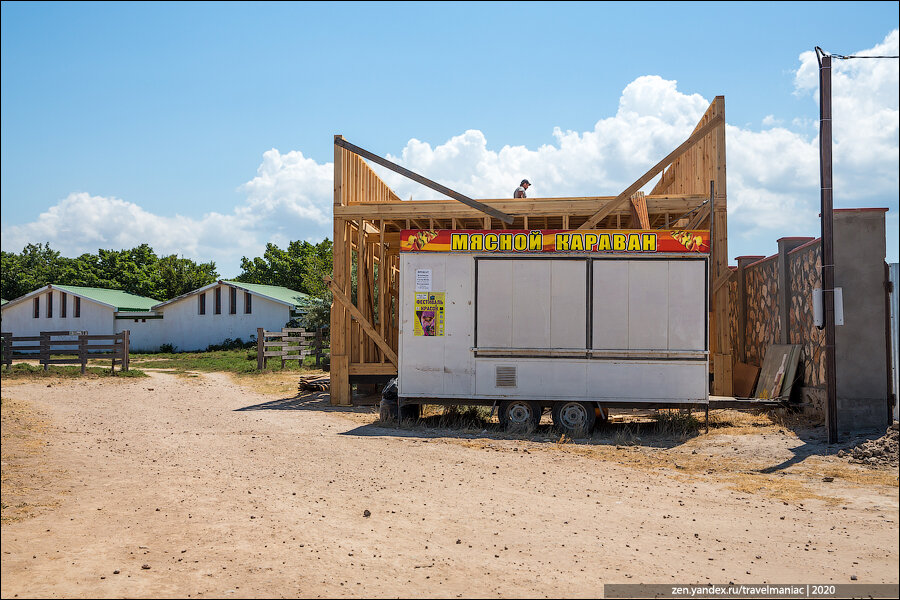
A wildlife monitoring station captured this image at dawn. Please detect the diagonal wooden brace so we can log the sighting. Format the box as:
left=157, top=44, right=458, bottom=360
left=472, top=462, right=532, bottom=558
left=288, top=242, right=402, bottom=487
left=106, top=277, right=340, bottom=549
left=335, top=137, right=514, bottom=224
left=579, top=114, right=724, bottom=230
left=325, top=276, right=398, bottom=366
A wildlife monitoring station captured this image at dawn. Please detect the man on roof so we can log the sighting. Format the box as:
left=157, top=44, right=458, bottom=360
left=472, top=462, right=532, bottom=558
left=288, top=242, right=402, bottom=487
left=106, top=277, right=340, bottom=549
left=513, top=179, right=530, bottom=198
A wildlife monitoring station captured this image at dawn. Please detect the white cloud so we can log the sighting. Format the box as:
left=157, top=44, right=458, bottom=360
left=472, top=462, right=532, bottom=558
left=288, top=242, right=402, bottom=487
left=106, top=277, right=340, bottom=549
left=0, top=149, right=334, bottom=276
left=2, top=32, right=897, bottom=273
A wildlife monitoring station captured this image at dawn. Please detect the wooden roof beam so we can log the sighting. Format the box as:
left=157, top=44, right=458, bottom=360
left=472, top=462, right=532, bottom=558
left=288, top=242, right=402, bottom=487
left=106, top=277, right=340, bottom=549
left=578, top=113, right=724, bottom=230
left=334, top=137, right=514, bottom=225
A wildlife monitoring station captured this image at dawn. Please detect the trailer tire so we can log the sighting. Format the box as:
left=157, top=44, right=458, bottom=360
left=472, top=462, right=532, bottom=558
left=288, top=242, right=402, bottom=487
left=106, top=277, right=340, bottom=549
left=498, top=400, right=542, bottom=433
left=551, top=401, right=596, bottom=438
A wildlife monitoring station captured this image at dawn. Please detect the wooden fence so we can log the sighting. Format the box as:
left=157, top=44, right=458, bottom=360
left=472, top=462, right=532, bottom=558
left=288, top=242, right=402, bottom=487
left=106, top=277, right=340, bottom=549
left=256, top=326, right=329, bottom=370
left=1, top=330, right=130, bottom=374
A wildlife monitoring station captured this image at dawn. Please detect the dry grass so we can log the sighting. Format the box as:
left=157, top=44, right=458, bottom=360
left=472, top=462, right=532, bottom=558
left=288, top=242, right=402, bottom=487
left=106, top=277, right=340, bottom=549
left=227, top=368, right=330, bottom=397
left=0, top=397, right=67, bottom=523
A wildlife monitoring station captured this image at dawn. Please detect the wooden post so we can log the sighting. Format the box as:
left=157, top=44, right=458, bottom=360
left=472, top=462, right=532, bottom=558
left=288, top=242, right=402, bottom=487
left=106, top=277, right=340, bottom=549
left=331, top=136, right=351, bottom=405
left=315, top=327, right=323, bottom=368
left=110, top=335, right=117, bottom=376
left=817, top=49, right=838, bottom=443
left=123, top=329, right=130, bottom=372
left=709, top=97, right=733, bottom=396
left=41, top=331, right=49, bottom=371
left=257, top=327, right=265, bottom=370
left=79, top=334, right=87, bottom=374
left=1, top=333, right=10, bottom=370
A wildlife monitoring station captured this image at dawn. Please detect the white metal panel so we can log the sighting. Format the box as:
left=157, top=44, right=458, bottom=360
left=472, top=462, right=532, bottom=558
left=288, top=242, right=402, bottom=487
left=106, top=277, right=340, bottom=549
left=401, top=256, right=447, bottom=395
left=442, top=254, right=475, bottom=395
left=473, top=358, right=706, bottom=403
left=588, top=360, right=708, bottom=401
left=550, top=261, right=587, bottom=349
left=592, top=261, right=629, bottom=349
left=479, top=259, right=586, bottom=350
left=476, top=260, right=513, bottom=348
left=628, top=261, right=668, bottom=350
left=667, top=260, right=706, bottom=351
left=511, top=261, right=551, bottom=348
left=399, top=254, right=475, bottom=397
left=474, top=359, right=587, bottom=398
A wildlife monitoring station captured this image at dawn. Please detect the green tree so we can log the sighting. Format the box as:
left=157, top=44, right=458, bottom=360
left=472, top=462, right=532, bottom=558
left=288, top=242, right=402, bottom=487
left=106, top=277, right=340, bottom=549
left=1, top=243, right=218, bottom=302
left=237, top=239, right=335, bottom=328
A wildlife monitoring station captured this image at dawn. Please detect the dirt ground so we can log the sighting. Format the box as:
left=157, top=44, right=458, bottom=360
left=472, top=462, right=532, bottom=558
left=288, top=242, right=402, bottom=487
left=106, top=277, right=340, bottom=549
left=1, top=370, right=897, bottom=598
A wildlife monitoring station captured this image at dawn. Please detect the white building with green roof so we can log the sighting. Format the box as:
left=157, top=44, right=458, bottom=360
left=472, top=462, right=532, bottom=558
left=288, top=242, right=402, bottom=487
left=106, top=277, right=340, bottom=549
left=1, top=281, right=310, bottom=352
left=0, top=284, right=163, bottom=347
left=147, top=280, right=310, bottom=351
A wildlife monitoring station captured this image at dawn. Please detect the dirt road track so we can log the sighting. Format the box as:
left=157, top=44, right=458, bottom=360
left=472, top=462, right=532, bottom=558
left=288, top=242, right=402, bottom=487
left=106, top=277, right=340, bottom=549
left=1, top=371, right=897, bottom=598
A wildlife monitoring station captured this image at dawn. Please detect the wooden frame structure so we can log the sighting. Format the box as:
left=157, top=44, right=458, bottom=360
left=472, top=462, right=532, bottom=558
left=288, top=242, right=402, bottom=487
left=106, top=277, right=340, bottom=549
left=329, top=96, right=731, bottom=405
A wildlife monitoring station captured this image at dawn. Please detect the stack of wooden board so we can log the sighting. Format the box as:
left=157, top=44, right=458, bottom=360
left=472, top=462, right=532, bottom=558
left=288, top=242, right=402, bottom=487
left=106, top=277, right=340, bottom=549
left=298, top=375, right=330, bottom=392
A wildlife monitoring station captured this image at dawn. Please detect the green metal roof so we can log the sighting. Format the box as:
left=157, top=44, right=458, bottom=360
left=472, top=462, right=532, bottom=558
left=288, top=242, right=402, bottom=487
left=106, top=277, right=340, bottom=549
left=53, top=285, right=160, bottom=312
left=222, top=281, right=310, bottom=308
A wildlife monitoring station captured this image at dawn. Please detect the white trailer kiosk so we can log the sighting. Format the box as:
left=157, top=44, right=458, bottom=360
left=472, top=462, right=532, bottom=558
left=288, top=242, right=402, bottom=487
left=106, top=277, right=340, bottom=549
left=384, top=228, right=711, bottom=435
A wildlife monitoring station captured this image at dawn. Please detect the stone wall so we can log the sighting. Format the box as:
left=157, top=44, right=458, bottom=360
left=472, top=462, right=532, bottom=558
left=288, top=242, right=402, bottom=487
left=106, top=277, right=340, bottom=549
left=787, top=240, right=825, bottom=389
left=744, top=256, right=778, bottom=366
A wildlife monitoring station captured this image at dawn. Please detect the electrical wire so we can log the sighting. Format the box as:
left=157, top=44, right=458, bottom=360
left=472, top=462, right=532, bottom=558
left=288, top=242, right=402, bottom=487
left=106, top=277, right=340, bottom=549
left=831, top=53, right=899, bottom=60
left=815, top=46, right=899, bottom=60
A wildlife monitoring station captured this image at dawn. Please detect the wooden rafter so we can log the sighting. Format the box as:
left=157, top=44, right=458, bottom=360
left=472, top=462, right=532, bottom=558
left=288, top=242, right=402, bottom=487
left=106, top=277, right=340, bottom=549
left=334, top=137, right=514, bottom=224
left=578, top=113, right=724, bottom=230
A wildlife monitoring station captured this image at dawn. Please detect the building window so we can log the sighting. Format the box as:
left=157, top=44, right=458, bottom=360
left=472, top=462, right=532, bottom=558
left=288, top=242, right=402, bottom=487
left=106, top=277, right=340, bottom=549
left=47, top=292, right=53, bottom=318
left=214, top=287, right=222, bottom=314
left=74, top=296, right=81, bottom=318
left=33, top=297, right=40, bottom=319
left=199, top=293, right=206, bottom=315
left=245, top=292, right=252, bottom=314
left=229, top=287, right=237, bottom=314
left=61, top=292, right=67, bottom=318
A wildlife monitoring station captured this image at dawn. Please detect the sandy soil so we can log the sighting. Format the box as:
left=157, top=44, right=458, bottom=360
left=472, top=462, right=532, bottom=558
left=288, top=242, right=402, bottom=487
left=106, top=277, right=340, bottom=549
left=1, top=370, right=897, bottom=598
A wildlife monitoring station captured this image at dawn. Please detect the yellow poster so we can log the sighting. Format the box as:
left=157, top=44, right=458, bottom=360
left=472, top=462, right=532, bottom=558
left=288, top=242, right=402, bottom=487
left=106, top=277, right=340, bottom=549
left=414, top=292, right=445, bottom=336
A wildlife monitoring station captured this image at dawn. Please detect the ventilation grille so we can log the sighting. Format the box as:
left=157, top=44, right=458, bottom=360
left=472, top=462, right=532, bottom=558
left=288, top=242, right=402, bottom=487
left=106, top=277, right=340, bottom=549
left=495, top=365, right=517, bottom=387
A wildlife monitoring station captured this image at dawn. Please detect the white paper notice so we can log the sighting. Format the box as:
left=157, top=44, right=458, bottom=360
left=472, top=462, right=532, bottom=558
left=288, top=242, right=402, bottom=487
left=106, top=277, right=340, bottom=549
left=415, top=269, right=432, bottom=292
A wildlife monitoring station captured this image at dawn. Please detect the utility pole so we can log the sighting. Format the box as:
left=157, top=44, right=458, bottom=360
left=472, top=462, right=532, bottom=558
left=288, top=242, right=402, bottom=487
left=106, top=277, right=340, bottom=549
left=816, top=47, right=838, bottom=444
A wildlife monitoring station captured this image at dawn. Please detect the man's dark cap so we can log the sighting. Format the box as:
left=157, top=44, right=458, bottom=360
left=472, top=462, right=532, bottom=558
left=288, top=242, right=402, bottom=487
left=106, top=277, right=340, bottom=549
left=521, top=179, right=530, bottom=186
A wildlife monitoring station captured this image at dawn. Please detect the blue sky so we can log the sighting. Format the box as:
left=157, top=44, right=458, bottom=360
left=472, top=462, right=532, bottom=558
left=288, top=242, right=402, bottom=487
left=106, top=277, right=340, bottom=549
left=2, top=1, right=898, bottom=275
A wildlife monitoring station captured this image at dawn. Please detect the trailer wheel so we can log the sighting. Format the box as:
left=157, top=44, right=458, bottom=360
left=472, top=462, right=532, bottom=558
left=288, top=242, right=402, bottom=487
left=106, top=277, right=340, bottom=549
left=551, top=401, right=596, bottom=438
left=498, top=400, right=541, bottom=433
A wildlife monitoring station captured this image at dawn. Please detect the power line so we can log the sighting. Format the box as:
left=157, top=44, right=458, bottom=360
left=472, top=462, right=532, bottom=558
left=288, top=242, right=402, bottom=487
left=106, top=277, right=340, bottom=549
left=815, top=46, right=899, bottom=60
left=832, top=54, right=900, bottom=59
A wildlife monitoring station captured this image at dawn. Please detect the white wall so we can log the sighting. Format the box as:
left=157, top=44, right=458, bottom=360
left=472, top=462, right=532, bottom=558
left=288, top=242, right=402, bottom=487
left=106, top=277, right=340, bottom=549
left=115, top=317, right=167, bottom=352
left=157, top=285, right=291, bottom=352
left=1, top=290, right=114, bottom=339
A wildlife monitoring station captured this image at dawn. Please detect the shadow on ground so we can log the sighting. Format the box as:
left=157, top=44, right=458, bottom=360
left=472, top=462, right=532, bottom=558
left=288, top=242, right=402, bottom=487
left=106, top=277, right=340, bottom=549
left=234, top=391, right=377, bottom=416
left=338, top=416, right=706, bottom=450
left=234, top=392, right=877, bottom=466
